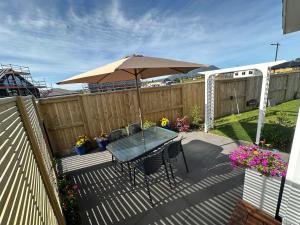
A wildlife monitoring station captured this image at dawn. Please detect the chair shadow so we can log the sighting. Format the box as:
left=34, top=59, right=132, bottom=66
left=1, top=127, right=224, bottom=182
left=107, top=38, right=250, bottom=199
left=60, top=140, right=245, bottom=225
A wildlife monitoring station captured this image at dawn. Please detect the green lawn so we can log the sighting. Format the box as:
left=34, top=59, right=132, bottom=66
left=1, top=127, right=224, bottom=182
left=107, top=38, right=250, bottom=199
left=210, top=99, right=300, bottom=144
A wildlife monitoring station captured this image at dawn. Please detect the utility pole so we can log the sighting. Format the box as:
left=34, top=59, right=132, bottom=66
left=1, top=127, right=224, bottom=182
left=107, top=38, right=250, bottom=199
left=271, top=42, right=280, bottom=61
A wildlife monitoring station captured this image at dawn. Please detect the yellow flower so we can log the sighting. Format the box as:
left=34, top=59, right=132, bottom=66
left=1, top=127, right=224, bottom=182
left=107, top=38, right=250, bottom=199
left=253, top=151, right=259, bottom=155
left=161, top=119, right=169, bottom=126
left=161, top=117, right=169, bottom=127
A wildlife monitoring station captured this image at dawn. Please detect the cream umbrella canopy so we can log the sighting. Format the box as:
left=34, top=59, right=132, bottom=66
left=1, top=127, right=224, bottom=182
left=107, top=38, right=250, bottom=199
left=58, top=55, right=209, bottom=128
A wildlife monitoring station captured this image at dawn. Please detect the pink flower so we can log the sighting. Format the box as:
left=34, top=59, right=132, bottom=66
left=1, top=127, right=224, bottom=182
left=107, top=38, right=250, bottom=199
left=262, top=159, right=268, bottom=167
left=229, top=145, right=287, bottom=177
left=72, top=184, right=78, bottom=191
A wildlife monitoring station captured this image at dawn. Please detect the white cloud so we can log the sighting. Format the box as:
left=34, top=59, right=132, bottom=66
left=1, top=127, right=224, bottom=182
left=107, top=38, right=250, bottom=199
left=0, top=0, right=300, bottom=90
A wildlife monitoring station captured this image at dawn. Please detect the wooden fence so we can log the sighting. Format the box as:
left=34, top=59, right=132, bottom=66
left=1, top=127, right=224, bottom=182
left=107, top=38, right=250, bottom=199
left=38, top=72, right=300, bottom=156
left=0, top=96, right=65, bottom=225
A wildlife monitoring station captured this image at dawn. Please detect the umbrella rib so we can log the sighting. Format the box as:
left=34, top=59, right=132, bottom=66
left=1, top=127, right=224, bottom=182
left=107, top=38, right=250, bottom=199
left=119, top=69, right=135, bottom=76
left=119, top=68, right=147, bottom=77
left=170, top=68, right=186, bottom=74
left=95, top=73, right=112, bottom=83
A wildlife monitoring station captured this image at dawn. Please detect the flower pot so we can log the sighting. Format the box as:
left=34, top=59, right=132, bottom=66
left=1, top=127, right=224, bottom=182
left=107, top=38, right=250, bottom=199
left=242, top=169, right=282, bottom=217
left=96, top=138, right=108, bottom=151
left=74, top=144, right=87, bottom=155
left=162, top=123, right=171, bottom=130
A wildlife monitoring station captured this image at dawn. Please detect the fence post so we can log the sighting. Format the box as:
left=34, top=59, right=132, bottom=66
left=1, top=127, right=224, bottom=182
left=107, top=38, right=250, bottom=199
left=78, top=95, right=92, bottom=137
left=16, top=96, right=66, bottom=225
left=32, top=96, right=55, bottom=158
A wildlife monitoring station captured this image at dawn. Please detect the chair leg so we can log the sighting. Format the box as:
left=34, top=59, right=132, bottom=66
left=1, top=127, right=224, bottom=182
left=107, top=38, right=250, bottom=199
left=127, top=162, right=132, bottom=184
left=144, top=174, right=153, bottom=205
left=133, top=167, right=136, bottom=187
left=169, top=163, right=176, bottom=185
left=163, top=162, right=172, bottom=189
left=181, top=148, right=189, bottom=173
left=113, top=158, right=117, bottom=172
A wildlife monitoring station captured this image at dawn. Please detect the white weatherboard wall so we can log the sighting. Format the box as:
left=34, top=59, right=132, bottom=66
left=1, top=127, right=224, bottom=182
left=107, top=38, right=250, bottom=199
left=280, top=107, right=300, bottom=225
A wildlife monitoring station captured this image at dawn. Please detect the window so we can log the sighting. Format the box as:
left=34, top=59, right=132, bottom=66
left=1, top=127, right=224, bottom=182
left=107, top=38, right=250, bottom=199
left=249, top=71, right=253, bottom=74
left=234, top=72, right=238, bottom=76
left=242, top=72, right=246, bottom=75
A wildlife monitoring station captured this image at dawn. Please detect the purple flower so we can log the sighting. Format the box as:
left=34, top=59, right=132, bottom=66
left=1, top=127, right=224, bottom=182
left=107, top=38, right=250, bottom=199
left=229, top=145, right=287, bottom=177
left=262, top=159, right=268, bottom=167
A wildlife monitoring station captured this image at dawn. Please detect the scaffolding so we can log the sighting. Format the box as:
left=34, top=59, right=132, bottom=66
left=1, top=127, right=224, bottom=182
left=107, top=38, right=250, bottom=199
left=0, top=63, right=49, bottom=98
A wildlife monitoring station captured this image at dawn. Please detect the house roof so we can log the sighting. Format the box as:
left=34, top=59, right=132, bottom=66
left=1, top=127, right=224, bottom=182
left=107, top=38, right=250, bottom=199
left=271, top=60, right=300, bottom=69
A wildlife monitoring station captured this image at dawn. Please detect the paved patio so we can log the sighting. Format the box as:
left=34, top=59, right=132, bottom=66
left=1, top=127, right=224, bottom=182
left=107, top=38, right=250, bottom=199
left=58, top=132, right=246, bottom=225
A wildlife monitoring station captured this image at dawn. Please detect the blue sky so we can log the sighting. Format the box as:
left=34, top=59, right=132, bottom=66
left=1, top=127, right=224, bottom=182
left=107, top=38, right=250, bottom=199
left=0, top=0, right=300, bottom=89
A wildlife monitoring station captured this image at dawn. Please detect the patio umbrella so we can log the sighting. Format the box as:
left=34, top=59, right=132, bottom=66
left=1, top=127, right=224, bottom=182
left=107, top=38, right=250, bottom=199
left=57, top=54, right=209, bottom=128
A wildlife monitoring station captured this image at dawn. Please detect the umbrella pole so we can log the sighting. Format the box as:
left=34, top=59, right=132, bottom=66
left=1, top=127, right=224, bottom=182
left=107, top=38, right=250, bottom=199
left=134, top=71, right=144, bottom=130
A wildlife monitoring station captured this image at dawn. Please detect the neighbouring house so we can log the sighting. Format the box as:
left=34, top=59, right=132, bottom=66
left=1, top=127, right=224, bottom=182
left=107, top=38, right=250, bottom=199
left=0, top=64, right=46, bottom=98
left=40, top=88, right=79, bottom=97
left=271, top=60, right=300, bottom=74
left=201, top=60, right=286, bottom=79
left=88, top=79, right=140, bottom=92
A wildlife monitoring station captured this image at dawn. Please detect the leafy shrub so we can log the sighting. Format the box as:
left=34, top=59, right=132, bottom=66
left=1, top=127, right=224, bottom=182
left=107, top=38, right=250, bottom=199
left=191, top=105, right=202, bottom=128
left=58, top=175, right=81, bottom=224
left=261, top=111, right=295, bottom=152
left=143, top=120, right=156, bottom=129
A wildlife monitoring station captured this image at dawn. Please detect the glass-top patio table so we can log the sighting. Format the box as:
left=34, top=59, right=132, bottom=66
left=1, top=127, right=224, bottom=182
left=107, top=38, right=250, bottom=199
left=106, top=126, right=178, bottom=162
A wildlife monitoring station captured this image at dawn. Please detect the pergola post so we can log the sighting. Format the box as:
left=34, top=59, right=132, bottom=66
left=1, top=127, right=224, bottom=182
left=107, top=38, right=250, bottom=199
left=255, top=67, right=271, bottom=144
left=204, top=74, right=215, bottom=132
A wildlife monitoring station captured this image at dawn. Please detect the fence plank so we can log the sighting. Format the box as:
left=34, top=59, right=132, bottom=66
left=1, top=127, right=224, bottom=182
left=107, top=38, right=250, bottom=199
left=38, top=72, right=300, bottom=155
left=15, top=96, right=66, bottom=225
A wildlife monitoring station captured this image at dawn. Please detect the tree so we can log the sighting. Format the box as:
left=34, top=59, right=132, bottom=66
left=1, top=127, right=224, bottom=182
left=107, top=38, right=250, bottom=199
left=295, top=58, right=300, bottom=62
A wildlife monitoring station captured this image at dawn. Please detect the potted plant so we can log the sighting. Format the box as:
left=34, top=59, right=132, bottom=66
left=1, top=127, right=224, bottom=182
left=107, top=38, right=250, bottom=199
left=74, top=135, right=89, bottom=155
left=175, top=116, right=190, bottom=132
left=229, top=145, right=288, bottom=217
left=95, top=132, right=109, bottom=151
left=58, top=175, right=81, bottom=224
left=160, top=117, right=170, bottom=129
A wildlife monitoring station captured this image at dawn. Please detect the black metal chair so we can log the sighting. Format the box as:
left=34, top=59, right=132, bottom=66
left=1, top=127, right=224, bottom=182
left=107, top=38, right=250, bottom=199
left=108, top=129, right=124, bottom=142
left=109, top=129, right=134, bottom=182
left=109, top=129, right=124, bottom=162
left=133, top=149, right=172, bottom=205
left=128, top=123, right=142, bottom=135
left=163, top=140, right=189, bottom=185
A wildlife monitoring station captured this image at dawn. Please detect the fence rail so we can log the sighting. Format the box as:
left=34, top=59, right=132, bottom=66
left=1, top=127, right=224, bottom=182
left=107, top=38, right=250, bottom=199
left=0, top=96, right=65, bottom=225
left=38, top=72, right=300, bottom=156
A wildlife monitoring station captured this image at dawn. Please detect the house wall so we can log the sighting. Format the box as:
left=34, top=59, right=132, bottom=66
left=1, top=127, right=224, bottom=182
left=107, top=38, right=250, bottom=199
left=38, top=72, right=300, bottom=155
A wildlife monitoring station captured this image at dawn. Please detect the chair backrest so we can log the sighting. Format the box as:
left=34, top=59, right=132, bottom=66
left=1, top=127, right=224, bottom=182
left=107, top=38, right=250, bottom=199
left=142, top=150, right=163, bottom=175
left=164, top=140, right=182, bottom=159
left=128, top=123, right=142, bottom=135
left=108, top=129, right=123, bottom=142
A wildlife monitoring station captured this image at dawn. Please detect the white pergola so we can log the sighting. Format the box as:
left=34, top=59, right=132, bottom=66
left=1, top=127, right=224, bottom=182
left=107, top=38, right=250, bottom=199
left=204, top=61, right=285, bottom=144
